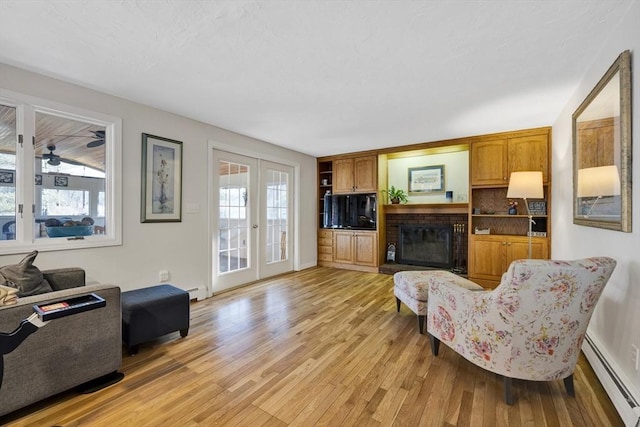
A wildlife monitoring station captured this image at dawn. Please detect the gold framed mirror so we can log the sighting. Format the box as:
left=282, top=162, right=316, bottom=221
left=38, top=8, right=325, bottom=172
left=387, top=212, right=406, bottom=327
left=573, top=50, right=632, bottom=232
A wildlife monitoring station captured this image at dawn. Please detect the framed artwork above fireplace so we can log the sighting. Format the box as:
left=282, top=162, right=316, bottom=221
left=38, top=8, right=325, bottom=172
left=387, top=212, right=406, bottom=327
left=408, top=165, right=444, bottom=193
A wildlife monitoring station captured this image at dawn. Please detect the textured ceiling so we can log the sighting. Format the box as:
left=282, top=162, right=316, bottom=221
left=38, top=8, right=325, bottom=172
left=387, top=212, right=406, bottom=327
left=0, top=1, right=634, bottom=157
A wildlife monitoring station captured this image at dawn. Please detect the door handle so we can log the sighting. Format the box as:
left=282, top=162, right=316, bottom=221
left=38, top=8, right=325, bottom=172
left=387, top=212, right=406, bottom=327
left=252, top=224, right=259, bottom=229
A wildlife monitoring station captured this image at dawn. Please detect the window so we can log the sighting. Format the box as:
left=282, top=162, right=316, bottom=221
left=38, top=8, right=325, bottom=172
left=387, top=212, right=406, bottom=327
left=41, top=189, right=90, bottom=216
left=0, top=91, right=121, bottom=253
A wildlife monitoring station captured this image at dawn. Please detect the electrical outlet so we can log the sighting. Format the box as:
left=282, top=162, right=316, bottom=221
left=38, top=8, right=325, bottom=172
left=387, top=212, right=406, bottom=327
left=159, top=270, right=169, bottom=282
left=632, top=345, right=639, bottom=371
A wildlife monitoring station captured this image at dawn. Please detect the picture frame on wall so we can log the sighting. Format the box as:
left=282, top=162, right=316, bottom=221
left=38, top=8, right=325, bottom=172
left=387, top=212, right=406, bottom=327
left=141, top=133, right=183, bottom=223
left=408, top=165, right=445, bottom=193
left=527, top=200, right=547, bottom=215
left=0, top=169, right=14, bottom=184
left=54, top=176, right=68, bottom=187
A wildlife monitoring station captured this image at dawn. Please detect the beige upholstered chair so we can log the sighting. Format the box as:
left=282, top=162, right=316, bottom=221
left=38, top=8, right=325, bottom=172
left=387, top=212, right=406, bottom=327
left=394, top=270, right=483, bottom=333
left=426, top=257, right=616, bottom=404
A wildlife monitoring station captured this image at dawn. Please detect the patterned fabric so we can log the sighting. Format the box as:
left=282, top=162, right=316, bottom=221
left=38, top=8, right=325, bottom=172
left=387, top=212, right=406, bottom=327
left=394, top=270, right=483, bottom=315
left=427, top=257, right=616, bottom=381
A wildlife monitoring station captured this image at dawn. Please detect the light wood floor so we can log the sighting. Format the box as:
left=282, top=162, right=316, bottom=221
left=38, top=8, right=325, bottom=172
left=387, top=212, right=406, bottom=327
left=2, top=267, right=623, bottom=426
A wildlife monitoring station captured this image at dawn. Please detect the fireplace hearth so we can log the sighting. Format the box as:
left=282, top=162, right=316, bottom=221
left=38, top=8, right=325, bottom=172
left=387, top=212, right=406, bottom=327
left=381, top=212, right=468, bottom=275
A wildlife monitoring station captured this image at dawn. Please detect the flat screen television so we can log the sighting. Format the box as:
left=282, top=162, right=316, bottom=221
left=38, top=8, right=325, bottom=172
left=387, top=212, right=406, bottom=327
left=323, top=193, right=376, bottom=230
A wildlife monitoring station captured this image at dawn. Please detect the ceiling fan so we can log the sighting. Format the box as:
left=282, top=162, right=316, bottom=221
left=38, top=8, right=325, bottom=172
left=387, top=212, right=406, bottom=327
left=43, top=144, right=61, bottom=166
left=55, top=129, right=105, bottom=147
left=41, top=144, right=84, bottom=167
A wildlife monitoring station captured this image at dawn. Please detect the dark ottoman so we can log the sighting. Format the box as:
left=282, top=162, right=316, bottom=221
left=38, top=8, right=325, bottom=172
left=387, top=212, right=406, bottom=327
left=121, top=284, right=190, bottom=355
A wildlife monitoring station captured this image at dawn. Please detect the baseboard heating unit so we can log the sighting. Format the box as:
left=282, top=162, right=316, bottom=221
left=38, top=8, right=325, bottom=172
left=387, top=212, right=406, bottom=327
left=583, top=334, right=640, bottom=426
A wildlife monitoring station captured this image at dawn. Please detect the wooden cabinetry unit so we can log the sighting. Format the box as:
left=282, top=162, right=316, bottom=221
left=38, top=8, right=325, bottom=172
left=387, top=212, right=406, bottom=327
left=317, top=154, right=380, bottom=273
left=333, top=230, right=378, bottom=268
left=317, top=229, right=333, bottom=265
left=469, top=127, right=551, bottom=288
left=471, top=132, right=549, bottom=186
left=333, top=155, right=377, bottom=193
left=468, top=235, right=549, bottom=287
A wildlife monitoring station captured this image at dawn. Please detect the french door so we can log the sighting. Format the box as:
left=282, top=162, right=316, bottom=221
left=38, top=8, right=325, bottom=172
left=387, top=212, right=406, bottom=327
left=211, top=150, right=293, bottom=293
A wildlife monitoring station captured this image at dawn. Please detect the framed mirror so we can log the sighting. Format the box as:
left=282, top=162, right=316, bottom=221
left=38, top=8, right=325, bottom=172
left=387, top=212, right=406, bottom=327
left=573, top=50, right=632, bottom=232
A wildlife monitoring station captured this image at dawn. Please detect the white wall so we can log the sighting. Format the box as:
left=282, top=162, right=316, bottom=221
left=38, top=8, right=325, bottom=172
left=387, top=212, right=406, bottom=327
left=0, top=64, right=318, bottom=294
left=551, top=0, right=640, bottom=418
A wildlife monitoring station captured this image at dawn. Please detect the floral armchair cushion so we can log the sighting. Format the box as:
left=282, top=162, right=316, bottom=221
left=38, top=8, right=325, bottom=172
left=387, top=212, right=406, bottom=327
left=427, top=257, right=616, bottom=381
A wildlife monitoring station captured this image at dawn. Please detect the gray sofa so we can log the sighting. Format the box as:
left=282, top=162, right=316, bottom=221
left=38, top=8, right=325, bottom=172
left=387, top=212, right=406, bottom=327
left=0, top=268, right=122, bottom=417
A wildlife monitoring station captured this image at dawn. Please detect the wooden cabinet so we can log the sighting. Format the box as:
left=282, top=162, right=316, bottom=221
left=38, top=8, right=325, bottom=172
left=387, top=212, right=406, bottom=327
left=317, top=229, right=333, bottom=265
left=576, top=118, right=614, bottom=168
left=470, top=139, right=507, bottom=186
left=469, top=235, right=549, bottom=287
left=471, top=132, right=549, bottom=186
left=333, top=155, right=377, bottom=193
left=334, top=230, right=378, bottom=267
left=468, top=127, right=552, bottom=289
left=317, top=154, right=379, bottom=273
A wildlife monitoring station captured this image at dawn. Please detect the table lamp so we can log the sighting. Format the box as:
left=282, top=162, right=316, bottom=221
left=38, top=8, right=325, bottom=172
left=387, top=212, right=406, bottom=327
left=506, top=171, right=544, bottom=259
left=577, top=165, right=621, bottom=217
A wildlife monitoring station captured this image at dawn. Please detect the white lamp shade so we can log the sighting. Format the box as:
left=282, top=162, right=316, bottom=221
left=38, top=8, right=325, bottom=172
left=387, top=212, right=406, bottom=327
left=506, top=171, right=544, bottom=199
left=577, top=165, right=621, bottom=197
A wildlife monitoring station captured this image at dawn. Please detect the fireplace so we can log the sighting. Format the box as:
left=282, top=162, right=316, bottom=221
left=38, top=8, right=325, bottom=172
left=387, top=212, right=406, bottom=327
left=398, top=224, right=453, bottom=269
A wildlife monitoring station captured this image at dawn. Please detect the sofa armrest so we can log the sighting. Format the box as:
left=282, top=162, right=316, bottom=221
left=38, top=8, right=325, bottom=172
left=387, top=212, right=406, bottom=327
left=0, top=284, right=121, bottom=417
left=426, top=272, right=491, bottom=344
left=42, top=267, right=85, bottom=291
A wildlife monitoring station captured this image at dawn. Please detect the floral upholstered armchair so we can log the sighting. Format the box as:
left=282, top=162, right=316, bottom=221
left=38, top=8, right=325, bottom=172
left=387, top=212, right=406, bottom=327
left=427, top=257, right=616, bottom=404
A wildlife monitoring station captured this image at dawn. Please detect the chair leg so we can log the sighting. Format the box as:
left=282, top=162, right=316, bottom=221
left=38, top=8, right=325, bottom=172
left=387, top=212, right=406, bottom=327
left=504, top=376, right=514, bottom=405
left=564, top=374, right=575, bottom=397
left=429, top=334, right=440, bottom=356
left=418, top=315, right=425, bottom=334
left=395, top=297, right=401, bottom=312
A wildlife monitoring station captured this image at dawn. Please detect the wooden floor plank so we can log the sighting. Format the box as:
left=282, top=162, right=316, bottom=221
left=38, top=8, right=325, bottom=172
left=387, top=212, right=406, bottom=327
left=0, top=267, right=624, bottom=426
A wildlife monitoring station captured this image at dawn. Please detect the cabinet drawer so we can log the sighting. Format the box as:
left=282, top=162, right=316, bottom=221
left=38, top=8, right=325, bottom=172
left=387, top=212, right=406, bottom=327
left=318, top=245, right=333, bottom=254
left=318, top=253, right=333, bottom=261
left=318, top=237, right=333, bottom=246
left=318, top=229, right=333, bottom=239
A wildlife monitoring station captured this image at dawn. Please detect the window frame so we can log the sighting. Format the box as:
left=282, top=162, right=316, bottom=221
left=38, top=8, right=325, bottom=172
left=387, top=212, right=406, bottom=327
left=0, top=89, right=122, bottom=254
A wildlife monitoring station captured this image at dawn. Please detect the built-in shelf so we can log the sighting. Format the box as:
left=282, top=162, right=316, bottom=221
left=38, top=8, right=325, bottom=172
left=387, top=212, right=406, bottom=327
left=384, top=203, right=468, bottom=215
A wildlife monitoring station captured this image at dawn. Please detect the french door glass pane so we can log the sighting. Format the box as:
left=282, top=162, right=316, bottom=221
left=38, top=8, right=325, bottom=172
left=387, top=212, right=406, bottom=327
left=265, top=168, right=288, bottom=264
left=218, top=160, right=249, bottom=274
left=0, top=104, right=17, bottom=241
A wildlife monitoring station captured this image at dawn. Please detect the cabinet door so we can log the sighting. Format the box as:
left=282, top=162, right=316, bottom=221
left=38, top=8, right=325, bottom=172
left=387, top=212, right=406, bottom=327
left=471, top=139, right=507, bottom=185
left=507, top=134, right=549, bottom=182
left=333, top=159, right=355, bottom=193
left=333, top=231, right=355, bottom=264
left=354, top=232, right=377, bottom=266
left=468, top=236, right=505, bottom=281
left=353, top=155, right=377, bottom=192
left=506, top=237, right=549, bottom=264
left=576, top=119, right=615, bottom=168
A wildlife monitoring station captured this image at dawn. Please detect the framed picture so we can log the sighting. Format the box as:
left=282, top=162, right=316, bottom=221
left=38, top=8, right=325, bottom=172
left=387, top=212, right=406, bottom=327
left=408, top=165, right=444, bottom=193
left=54, top=176, right=68, bottom=187
left=141, top=133, right=183, bottom=223
left=528, top=200, right=547, bottom=215
left=35, top=174, right=42, bottom=185
left=0, top=169, right=14, bottom=184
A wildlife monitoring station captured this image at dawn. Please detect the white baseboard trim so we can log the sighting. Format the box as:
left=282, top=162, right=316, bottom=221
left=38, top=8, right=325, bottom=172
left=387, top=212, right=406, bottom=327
left=298, top=261, right=318, bottom=270
left=583, top=334, right=640, bottom=426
